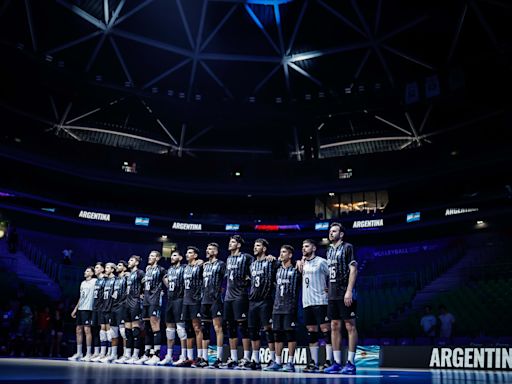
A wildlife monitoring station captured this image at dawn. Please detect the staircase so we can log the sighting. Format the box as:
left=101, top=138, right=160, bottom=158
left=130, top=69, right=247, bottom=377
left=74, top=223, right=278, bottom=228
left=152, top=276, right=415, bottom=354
left=0, top=240, right=62, bottom=301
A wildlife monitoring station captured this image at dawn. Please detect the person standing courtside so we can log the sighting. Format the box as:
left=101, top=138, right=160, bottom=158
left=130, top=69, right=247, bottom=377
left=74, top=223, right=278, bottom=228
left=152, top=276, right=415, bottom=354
left=84, top=262, right=105, bottom=362
left=324, top=223, right=358, bottom=375
left=124, top=256, right=145, bottom=364
left=69, top=266, right=96, bottom=361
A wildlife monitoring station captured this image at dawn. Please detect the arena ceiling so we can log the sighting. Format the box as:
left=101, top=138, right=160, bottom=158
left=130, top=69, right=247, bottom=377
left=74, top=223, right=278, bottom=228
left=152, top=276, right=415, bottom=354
left=0, top=0, right=510, bottom=160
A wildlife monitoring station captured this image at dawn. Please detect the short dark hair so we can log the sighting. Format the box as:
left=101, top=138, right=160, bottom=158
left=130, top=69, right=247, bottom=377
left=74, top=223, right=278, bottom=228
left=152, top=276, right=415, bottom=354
left=231, top=235, right=245, bottom=245
left=85, top=266, right=94, bottom=274
left=150, top=250, right=162, bottom=258
left=118, top=260, right=128, bottom=268
left=187, top=246, right=200, bottom=254
left=208, top=242, right=219, bottom=249
left=255, top=238, right=269, bottom=248
left=95, top=261, right=104, bottom=268
left=303, top=239, right=316, bottom=247
left=171, top=250, right=182, bottom=256
left=329, top=222, right=346, bottom=232
left=130, top=255, right=141, bottom=263
left=280, top=244, right=294, bottom=253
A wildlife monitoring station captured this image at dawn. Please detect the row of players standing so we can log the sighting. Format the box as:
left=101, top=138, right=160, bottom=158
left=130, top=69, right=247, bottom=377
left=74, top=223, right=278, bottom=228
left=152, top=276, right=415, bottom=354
left=68, top=222, right=358, bottom=374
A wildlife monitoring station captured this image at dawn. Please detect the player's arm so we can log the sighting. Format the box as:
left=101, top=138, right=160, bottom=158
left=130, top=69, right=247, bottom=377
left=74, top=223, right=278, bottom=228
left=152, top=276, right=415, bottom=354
left=163, top=275, right=169, bottom=288
left=71, top=302, right=79, bottom=318
left=344, top=263, right=358, bottom=307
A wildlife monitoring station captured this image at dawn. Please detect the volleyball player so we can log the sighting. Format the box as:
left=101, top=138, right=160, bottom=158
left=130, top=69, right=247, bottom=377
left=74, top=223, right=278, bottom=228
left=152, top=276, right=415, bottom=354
left=324, top=223, right=358, bottom=375
left=110, top=260, right=129, bottom=363
left=201, top=243, right=226, bottom=369
left=124, top=256, right=145, bottom=364
left=69, top=266, right=96, bottom=361
left=85, top=262, right=105, bottom=362
left=264, top=245, right=300, bottom=372
left=220, top=235, right=253, bottom=369
left=97, top=262, right=116, bottom=363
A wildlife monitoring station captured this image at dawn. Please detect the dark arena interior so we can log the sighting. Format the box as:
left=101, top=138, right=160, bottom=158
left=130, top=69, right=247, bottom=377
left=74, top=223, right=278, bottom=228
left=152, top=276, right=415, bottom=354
left=0, top=0, right=511, bottom=383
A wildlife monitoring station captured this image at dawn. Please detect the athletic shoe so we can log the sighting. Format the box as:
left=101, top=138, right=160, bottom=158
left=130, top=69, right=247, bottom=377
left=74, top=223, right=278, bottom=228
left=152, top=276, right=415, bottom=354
left=280, top=362, right=295, bottom=372
left=80, top=354, right=93, bottom=362
left=248, top=361, right=261, bottom=370
left=205, top=358, right=222, bottom=369
left=99, top=355, right=115, bottom=363
left=340, top=361, right=356, bottom=375
left=157, top=356, right=174, bottom=366
left=219, top=357, right=237, bottom=369
left=144, top=355, right=161, bottom=365
left=172, top=357, right=187, bottom=366
left=303, top=361, right=319, bottom=373
left=263, top=362, right=282, bottom=371
left=125, top=356, right=139, bottom=365
left=134, top=355, right=151, bottom=365
left=174, top=359, right=193, bottom=367
left=91, top=354, right=106, bottom=362
left=235, top=358, right=251, bottom=370
left=113, top=355, right=129, bottom=364
left=191, top=357, right=208, bottom=368
left=321, top=359, right=332, bottom=372
left=197, top=358, right=209, bottom=368
left=68, top=353, right=83, bottom=361
left=324, top=362, right=342, bottom=373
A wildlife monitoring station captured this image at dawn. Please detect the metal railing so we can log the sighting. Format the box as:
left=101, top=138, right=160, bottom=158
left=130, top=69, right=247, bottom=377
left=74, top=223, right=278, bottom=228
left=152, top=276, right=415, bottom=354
left=18, top=239, right=61, bottom=282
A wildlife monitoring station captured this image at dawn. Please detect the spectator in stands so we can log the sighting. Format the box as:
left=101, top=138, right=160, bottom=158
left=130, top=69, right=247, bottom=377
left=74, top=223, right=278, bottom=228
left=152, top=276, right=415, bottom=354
left=438, top=304, right=455, bottom=340
left=49, top=303, right=65, bottom=357
left=13, top=305, right=33, bottom=356
left=0, top=303, right=15, bottom=355
left=62, top=249, right=73, bottom=265
left=35, top=306, right=52, bottom=356
left=7, top=227, right=18, bottom=254
left=420, top=305, right=437, bottom=342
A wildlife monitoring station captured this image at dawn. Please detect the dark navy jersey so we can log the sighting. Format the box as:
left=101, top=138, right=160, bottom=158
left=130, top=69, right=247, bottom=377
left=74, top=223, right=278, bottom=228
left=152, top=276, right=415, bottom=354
left=202, top=259, right=226, bottom=304
left=183, top=263, right=203, bottom=305
left=225, top=253, right=253, bottom=301
left=112, top=274, right=128, bottom=310
left=143, top=265, right=166, bottom=306
left=273, top=265, right=301, bottom=314
left=166, top=265, right=185, bottom=301
left=92, top=276, right=106, bottom=311
left=326, top=242, right=357, bottom=300
left=249, top=258, right=278, bottom=301
left=100, top=276, right=116, bottom=312
left=126, top=269, right=145, bottom=308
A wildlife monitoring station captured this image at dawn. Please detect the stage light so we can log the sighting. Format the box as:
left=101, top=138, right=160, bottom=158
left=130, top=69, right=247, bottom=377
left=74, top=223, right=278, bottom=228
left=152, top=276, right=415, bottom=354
left=249, top=96, right=256, bottom=103
left=167, top=90, right=174, bottom=96
left=328, top=192, right=335, bottom=197
left=0, top=230, right=4, bottom=239
left=151, top=87, right=159, bottom=94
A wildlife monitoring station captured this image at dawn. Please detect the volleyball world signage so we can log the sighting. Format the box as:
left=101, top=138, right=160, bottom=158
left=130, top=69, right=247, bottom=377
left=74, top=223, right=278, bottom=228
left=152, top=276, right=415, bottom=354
left=172, top=222, right=202, bottom=231
left=78, top=210, right=111, bottom=222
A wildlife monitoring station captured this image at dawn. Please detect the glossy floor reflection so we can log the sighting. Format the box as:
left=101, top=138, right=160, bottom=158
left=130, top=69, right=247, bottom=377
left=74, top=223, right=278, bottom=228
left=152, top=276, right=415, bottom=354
left=1, top=358, right=511, bottom=384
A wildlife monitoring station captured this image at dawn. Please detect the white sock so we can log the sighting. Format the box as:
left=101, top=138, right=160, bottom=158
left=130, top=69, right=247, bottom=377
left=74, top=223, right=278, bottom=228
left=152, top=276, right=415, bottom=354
left=86, top=346, right=92, bottom=355
left=145, top=345, right=151, bottom=354
left=199, top=349, right=204, bottom=359
left=133, top=348, right=140, bottom=358
left=203, top=349, right=208, bottom=360
left=251, top=351, right=260, bottom=363
left=310, top=346, right=319, bottom=364
left=76, top=344, right=82, bottom=355
left=100, top=346, right=107, bottom=355
left=125, top=348, right=132, bottom=358
left=276, top=355, right=282, bottom=364
left=181, top=349, right=187, bottom=360
left=111, top=346, right=118, bottom=357
left=94, top=347, right=100, bottom=355
left=326, top=344, right=333, bottom=362
left=154, top=346, right=160, bottom=355
left=270, top=350, right=276, bottom=361
left=348, top=351, right=355, bottom=363
left=288, top=352, right=295, bottom=364
left=107, top=347, right=111, bottom=356
left=166, top=348, right=172, bottom=357
left=217, top=346, right=223, bottom=360
left=230, top=350, right=238, bottom=361
left=187, top=348, right=194, bottom=360
left=243, top=350, right=250, bottom=360
left=334, top=350, right=342, bottom=364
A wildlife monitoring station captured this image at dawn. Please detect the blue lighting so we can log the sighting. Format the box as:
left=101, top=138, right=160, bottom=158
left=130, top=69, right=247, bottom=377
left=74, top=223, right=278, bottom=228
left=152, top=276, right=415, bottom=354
left=406, top=212, right=421, bottom=223
left=245, top=0, right=294, bottom=4
left=226, top=224, right=240, bottom=231
left=135, top=217, right=150, bottom=226
left=315, top=222, right=329, bottom=231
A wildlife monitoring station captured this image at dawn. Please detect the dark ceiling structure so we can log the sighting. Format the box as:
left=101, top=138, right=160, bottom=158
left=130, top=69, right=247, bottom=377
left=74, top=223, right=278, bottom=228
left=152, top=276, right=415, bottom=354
left=0, top=0, right=510, bottom=160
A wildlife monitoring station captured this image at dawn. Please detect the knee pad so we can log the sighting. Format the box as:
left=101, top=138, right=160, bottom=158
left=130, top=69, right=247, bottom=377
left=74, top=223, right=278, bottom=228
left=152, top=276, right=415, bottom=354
left=177, top=323, right=187, bottom=341
left=99, top=330, right=108, bottom=342
left=265, top=330, right=274, bottom=344
left=226, top=322, right=237, bottom=338
left=285, top=330, right=296, bottom=343
left=248, top=327, right=260, bottom=341
left=273, top=330, right=285, bottom=343
left=185, top=321, right=194, bottom=338
left=322, top=330, right=331, bottom=345
left=201, top=323, right=211, bottom=340
left=238, top=322, right=249, bottom=339
left=106, top=329, right=113, bottom=342
left=110, top=326, right=119, bottom=338
left=307, top=331, right=319, bottom=344
left=119, top=326, right=126, bottom=340
left=132, top=327, right=141, bottom=340
left=166, top=327, right=176, bottom=341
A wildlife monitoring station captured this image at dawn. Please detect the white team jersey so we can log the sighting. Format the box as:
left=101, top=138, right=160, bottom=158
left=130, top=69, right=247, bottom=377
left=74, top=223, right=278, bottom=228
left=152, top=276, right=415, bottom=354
left=78, top=278, right=97, bottom=311
left=302, top=256, right=329, bottom=308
